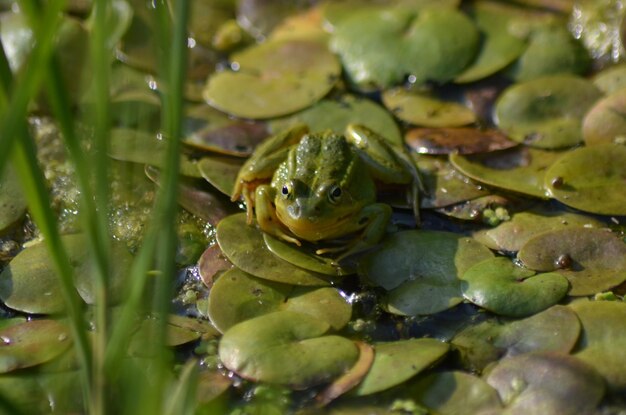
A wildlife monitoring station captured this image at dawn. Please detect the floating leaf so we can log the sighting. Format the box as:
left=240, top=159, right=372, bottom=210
left=583, top=88, right=626, bottom=146
left=330, top=7, right=479, bottom=88
left=0, top=163, right=26, bottom=233
left=0, top=320, right=72, bottom=373
left=460, top=257, right=569, bottom=317
left=358, top=230, right=494, bottom=315
left=207, top=268, right=351, bottom=333
left=495, top=75, right=601, bottom=148
left=544, top=144, right=626, bottom=215
left=270, top=95, right=403, bottom=146
left=382, top=88, right=476, bottom=128
left=352, top=338, right=449, bottom=396
left=196, top=155, right=243, bottom=196
left=204, top=39, right=340, bottom=119
left=570, top=300, right=626, bottom=393
left=405, top=127, right=515, bottom=155
left=518, top=227, right=626, bottom=296
left=452, top=305, right=581, bottom=372
left=486, top=352, right=605, bottom=415
left=450, top=146, right=564, bottom=198
left=473, top=210, right=603, bottom=252
left=216, top=213, right=332, bottom=286
left=219, top=311, right=358, bottom=388
left=437, top=194, right=513, bottom=222
left=197, top=244, right=233, bottom=288
left=593, top=63, right=626, bottom=94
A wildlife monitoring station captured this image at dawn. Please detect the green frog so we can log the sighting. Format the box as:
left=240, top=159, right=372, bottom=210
left=231, top=124, right=421, bottom=260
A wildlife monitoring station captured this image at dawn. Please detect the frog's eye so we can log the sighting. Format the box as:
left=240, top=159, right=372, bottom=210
left=281, top=183, right=292, bottom=198
left=328, top=185, right=342, bottom=204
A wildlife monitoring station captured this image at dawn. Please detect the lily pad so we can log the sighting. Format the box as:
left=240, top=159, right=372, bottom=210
left=460, top=257, right=569, bottom=317
left=382, top=88, right=476, bottom=128
left=473, top=210, right=603, bottom=252
left=358, top=230, right=494, bottom=316
left=486, top=352, right=605, bottom=415
left=216, top=213, right=333, bottom=286
left=410, top=371, right=503, bottom=415
left=197, top=243, right=233, bottom=288
left=593, top=63, right=626, bottom=94
left=450, top=146, right=565, bottom=198
left=570, top=300, right=626, bottom=392
left=330, top=7, right=479, bottom=88
left=436, top=194, right=513, bottom=222
left=269, top=95, right=403, bottom=146
left=494, top=75, right=602, bottom=148
left=518, top=227, right=626, bottom=296
left=207, top=268, right=351, bottom=333
left=263, top=234, right=353, bottom=277
left=452, top=305, right=581, bottom=372
left=0, top=320, right=72, bottom=373
left=582, top=88, right=626, bottom=146
left=352, top=338, right=449, bottom=396
left=544, top=144, right=626, bottom=215
left=203, top=39, right=340, bottom=119
left=406, top=127, right=516, bottom=155
left=219, top=311, right=358, bottom=388
left=196, top=155, right=243, bottom=196
left=0, top=163, right=26, bottom=232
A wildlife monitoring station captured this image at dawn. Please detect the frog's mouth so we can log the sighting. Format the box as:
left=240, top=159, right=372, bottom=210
left=276, top=208, right=355, bottom=242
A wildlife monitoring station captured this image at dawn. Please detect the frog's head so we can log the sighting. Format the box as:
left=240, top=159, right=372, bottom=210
left=273, top=133, right=375, bottom=241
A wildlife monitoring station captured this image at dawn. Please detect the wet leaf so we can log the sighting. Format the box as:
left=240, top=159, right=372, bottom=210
left=237, top=0, right=315, bottom=39
left=0, top=320, right=72, bottom=373
left=270, top=95, right=403, bottom=146
left=197, top=244, right=233, bottom=288
left=0, top=163, right=26, bottom=233
left=352, top=338, right=449, bottom=396
left=460, top=257, right=569, bottom=317
left=518, top=227, right=626, bottom=296
left=450, top=146, right=565, bottom=198
left=593, top=63, right=626, bottom=94
left=204, top=39, right=340, bottom=119
left=570, top=300, right=626, bottom=393
left=207, top=268, right=351, bottom=333
left=473, top=210, right=603, bottom=252
left=452, top=305, right=581, bottom=372
left=494, top=75, right=601, bottom=148
left=358, top=230, right=494, bottom=315
left=406, top=127, right=516, bottom=155
left=544, top=144, right=626, bottom=215
left=196, top=370, right=232, bottom=413
left=437, top=194, right=513, bottom=222
left=216, top=213, right=333, bottom=286
left=410, top=371, right=503, bottom=415
left=486, top=352, right=605, bottom=415
left=219, top=311, right=358, bottom=388
left=382, top=88, right=476, bottom=128
left=582, top=88, right=626, bottom=146
left=330, top=7, right=479, bottom=88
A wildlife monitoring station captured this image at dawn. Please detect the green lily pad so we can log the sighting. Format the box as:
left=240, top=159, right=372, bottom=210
left=207, top=268, right=351, bottom=333
left=358, top=230, right=494, bottom=316
left=406, top=127, right=516, bottom=155
left=486, top=352, right=605, bottom=414
left=352, top=338, right=449, bottom=396
left=196, top=155, right=243, bottom=196
left=452, top=305, right=581, bottom=372
left=460, top=257, right=569, bottom=317
left=219, top=311, right=358, bottom=388
left=197, top=243, right=233, bottom=288
left=450, top=146, right=565, bottom=198
left=570, top=300, right=626, bottom=392
left=0, top=320, right=72, bottom=373
left=414, top=155, right=490, bottom=209
left=518, top=227, right=626, bottom=296
left=495, top=75, right=601, bottom=148
left=330, top=7, right=479, bottom=88
left=204, top=39, right=340, bottom=119
left=269, top=95, right=403, bottom=146
left=436, top=194, right=513, bottom=222
left=508, top=22, right=590, bottom=82
left=410, top=371, right=503, bottom=415
left=455, top=1, right=528, bottom=83
left=263, top=234, right=353, bottom=277
left=382, top=88, right=476, bottom=128
left=216, top=213, right=333, bottom=286
left=0, top=163, right=26, bottom=233
left=593, top=63, right=626, bottom=94
left=473, top=210, right=604, bottom=252
left=544, top=144, right=626, bottom=215
left=583, top=88, right=626, bottom=146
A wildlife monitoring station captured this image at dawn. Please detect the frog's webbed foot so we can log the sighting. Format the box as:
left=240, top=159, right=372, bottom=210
left=255, top=184, right=301, bottom=246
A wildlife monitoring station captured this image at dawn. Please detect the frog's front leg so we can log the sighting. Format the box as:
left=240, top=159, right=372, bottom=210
left=317, top=203, right=392, bottom=262
left=255, top=184, right=302, bottom=246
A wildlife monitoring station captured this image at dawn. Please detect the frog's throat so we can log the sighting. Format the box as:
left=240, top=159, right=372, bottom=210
left=276, top=211, right=356, bottom=242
